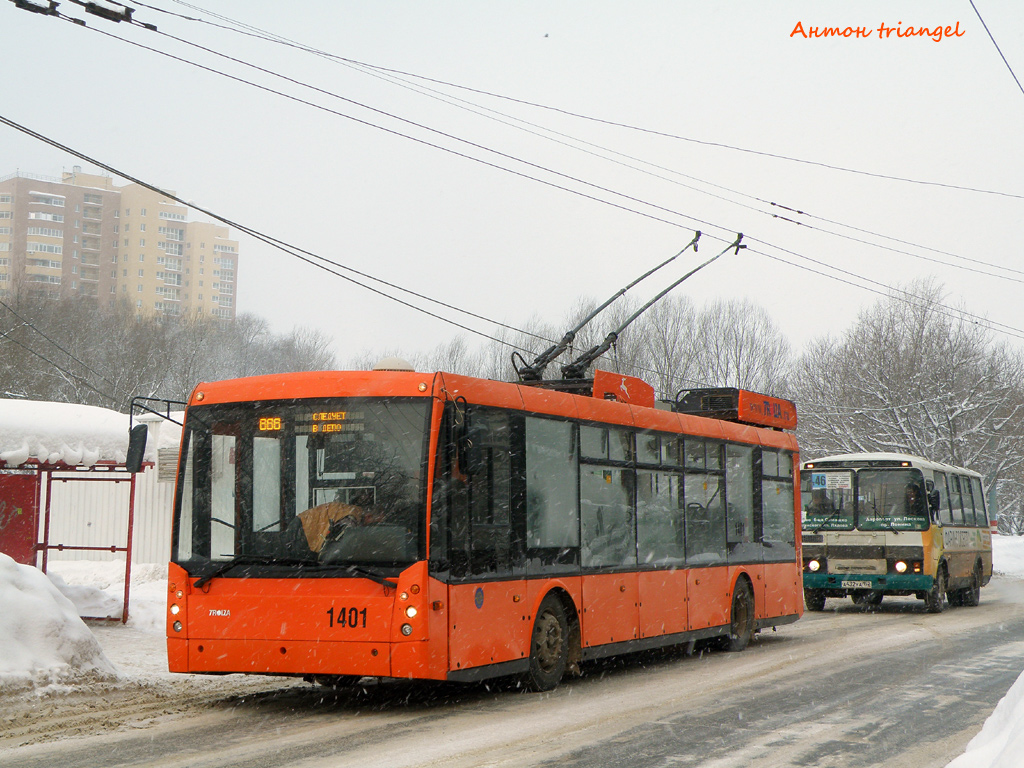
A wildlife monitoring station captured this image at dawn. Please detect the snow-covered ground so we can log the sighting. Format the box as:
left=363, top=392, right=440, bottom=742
left=2, top=538, right=1024, bottom=765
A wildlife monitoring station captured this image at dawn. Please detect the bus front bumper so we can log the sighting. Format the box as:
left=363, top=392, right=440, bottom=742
left=804, top=573, right=934, bottom=593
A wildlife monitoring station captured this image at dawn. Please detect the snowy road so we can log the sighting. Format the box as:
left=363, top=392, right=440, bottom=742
left=6, top=578, right=1024, bottom=768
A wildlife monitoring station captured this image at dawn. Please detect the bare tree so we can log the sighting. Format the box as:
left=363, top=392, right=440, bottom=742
left=792, top=279, right=1024, bottom=527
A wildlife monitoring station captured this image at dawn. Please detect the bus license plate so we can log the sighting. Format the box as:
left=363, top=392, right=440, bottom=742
left=842, top=581, right=871, bottom=589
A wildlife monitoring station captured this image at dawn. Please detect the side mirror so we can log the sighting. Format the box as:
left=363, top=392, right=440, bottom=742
left=928, top=490, right=940, bottom=513
left=126, top=423, right=148, bottom=473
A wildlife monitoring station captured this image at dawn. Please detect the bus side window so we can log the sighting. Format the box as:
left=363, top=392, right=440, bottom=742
left=949, top=475, right=966, bottom=525
left=933, top=471, right=952, bottom=526
left=971, top=477, right=988, bottom=528
left=962, top=476, right=978, bottom=527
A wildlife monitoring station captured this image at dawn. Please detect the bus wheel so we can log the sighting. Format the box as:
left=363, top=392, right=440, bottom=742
left=923, top=566, right=948, bottom=613
left=524, top=594, right=569, bottom=692
left=851, top=590, right=883, bottom=607
left=962, top=564, right=982, bottom=607
left=804, top=589, right=826, bottom=612
left=724, top=579, right=755, bottom=651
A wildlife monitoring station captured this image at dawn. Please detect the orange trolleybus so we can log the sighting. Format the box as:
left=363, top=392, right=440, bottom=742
left=159, top=367, right=802, bottom=691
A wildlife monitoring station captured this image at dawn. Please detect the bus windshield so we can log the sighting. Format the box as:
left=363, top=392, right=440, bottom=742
left=801, top=467, right=929, bottom=532
left=172, top=398, right=431, bottom=572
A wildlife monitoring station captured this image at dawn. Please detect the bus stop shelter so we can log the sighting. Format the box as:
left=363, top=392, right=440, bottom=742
left=0, top=398, right=152, bottom=623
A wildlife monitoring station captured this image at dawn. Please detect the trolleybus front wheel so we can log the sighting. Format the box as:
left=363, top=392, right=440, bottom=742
left=524, top=594, right=569, bottom=692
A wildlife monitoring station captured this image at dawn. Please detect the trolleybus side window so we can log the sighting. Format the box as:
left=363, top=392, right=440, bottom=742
left=636, top=469, right=684, bottom=565
left=636, top=432, right=660, bottom=465
left=580, top=465, right=636, bottom=567
left=525, top=417, right=579, bottom=553
left=684, top=439, right=727, bottom=566
left=465, top=409, right=515, bottom=577
left=725, top=444, right=756, bottom=563
left=175, top=433, right=196, bottom=559
left=760, top=448, right=796, bottom=561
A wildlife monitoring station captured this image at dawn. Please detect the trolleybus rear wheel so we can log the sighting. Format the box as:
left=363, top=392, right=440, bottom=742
left=724, top=579, right=754, bottom=651
left=524, top=594, right=569, bottom=692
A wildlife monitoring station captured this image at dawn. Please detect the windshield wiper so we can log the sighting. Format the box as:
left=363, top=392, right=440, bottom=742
left=813, top=507, right=847, bottom=534
left=192, top=554, right=318, bottom=589
left=346, top=565, right=398, bottom=589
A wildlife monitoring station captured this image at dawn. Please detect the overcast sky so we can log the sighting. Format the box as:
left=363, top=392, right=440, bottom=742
left=3, top=0, right=1022, bottom=371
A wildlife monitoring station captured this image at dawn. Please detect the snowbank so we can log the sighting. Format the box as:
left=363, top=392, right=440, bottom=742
left=47, top=560, right=169, bottom=634
left=945, top=535, right=1024, bottom=768
left=0, top=552, right=118, bottom=692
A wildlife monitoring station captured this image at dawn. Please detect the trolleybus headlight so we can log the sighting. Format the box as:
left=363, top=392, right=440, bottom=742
left=400, top=591, right=409, bottom=601
left=170, top=603, right=180, bottom=615
left=807, top=560, right=820, bottom=572
left=895, top=561, right=908, bottom=573
left=405, top=606, right=418, bottom=618
left=172, top=621, right=182, bottom=632
left=401, top=623, right=413, bottom=636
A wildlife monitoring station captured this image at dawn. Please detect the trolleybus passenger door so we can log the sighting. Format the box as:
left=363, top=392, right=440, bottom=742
left=636, top=465, right=688, bottom=639
left=579, top=426, right=639, bottom=649
left=760, top=448, right=799, bottom=617
left=444, top=408, right=529, bottom=674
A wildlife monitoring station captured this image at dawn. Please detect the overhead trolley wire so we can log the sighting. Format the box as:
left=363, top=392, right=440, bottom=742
left=0, top=112, right=570, bottom=356
left=969, top=0, right=1024, bottom=100
left=11, top=5, right=1024, bottom=356
left=0, top=111, right=729, bottom=395
left=149, top=0, right=1024, bottom=202
left=129, top=1, right=1024, bottom=287
left=83, top=10, right=1024, bottom=300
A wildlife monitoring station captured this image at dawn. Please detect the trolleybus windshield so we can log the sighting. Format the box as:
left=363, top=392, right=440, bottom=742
left=801, top=467, right=929, bottom=532
left=172, top=398, right=430, bottom=576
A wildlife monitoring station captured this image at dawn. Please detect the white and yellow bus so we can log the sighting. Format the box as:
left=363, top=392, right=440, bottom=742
left=800, top=453, right=992, bottom=612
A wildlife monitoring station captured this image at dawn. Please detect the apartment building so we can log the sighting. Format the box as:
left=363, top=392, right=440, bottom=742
left=0, top=168, right=238, bottom=319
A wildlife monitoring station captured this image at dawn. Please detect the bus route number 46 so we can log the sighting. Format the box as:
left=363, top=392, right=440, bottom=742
left=327, top=606, right=367, bottom=629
